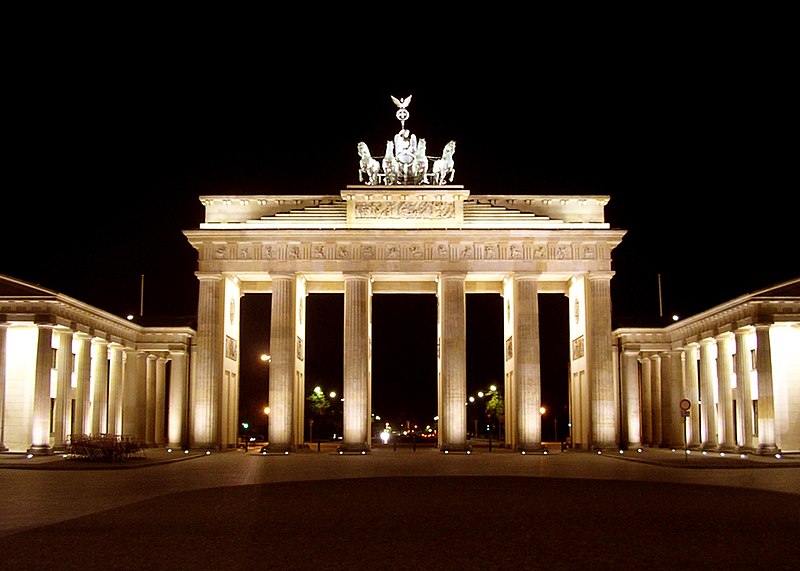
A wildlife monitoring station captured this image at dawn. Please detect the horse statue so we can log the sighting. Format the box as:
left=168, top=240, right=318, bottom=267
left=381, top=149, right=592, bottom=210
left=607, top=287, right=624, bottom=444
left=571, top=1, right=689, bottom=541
left=414, top=138, right=428, bottom=184
left=382, top=140, right=399, bottom=185
left=357, top=142, right=381, bottom=185
left=432, top=140, right=456, bottom=185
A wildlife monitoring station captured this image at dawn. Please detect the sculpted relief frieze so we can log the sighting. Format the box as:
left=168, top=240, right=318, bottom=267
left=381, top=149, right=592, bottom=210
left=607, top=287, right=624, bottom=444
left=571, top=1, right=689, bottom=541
left=354, top=201, right=456, bottom=219
left=207, top=241, right=604, bottom=262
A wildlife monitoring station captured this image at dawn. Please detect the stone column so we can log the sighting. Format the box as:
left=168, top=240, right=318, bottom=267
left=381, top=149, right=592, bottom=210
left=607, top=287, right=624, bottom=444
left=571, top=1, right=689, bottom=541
left=29, top=326, right=54, bottom=455
left=134, top=352, right=148, bottom=442
left=734, top=328, right=754, bottom=451
left=0, top=325, right=6, bottom=451
left=715, top=333, right=736, bottom=452
left=650, top=354, right=662, bottom=446
left=90, top=338, right=109, bottom=435
left=107, top=343, right=124, bottom=436
left=145, top=354, right=157, bottom=446
left=699, top=338, right=718, bottom=449
left=266, top=274, right=296, bottom=453
left=661, top=350, right=683, bottom=448
left=754, top=324, right=779, bottom=455
left=73, top=333, right=92, bottom=436
left=121, top=348, right=139, bottom=438
left=341, top=273, right=371, bottom=453
left=683, top=344, right=701, bottom=448
left=167, top=349, right=188, bottom=449
left=640, top=356, right=652, bottom=446
left=191, top=273, right=224, bottom=449
left=53, top=329, right=74, bottom=448
left=155, top=356, right=168, bottom=445
left=621, top=347, right=642, bottom=448
left=514, top=274, right=542, bottom=452
left=587, top=272, right=617, bottom=450
left=438, top=273, right=469, bottom=453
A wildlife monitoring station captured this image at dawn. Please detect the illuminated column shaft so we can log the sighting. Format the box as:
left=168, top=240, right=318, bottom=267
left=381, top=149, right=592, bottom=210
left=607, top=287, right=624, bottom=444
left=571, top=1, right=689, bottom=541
left=121, top=349, right=139, bottom=438
left=650, top=354, right=662, bottom=447
left=145, top=354, right=157, bottom=445
left=640, top=357, right=652, bottom=445
left=0, top=326, right=6, bottom=451
left=268, top=274, right=296, bottom=452
left=342, top=274, right=371, bottom=452
left=134, top=352, right=147, bottom=442
left=90, top=338, right=109, bottom=435
left=191, top=274, right=223, bottom=449
left=514, top=275, right=541, bottom=452
left=107, top=344, right=124, bottom=436
left=683, top=344, right=701, bottom=448
left=154, top=356, right=167, bottom=445
left=734, top=329, right=754, bottom=450
left=715, top=333, right=736, bottom=451
left=621, top=349, right=642, bottom=448
left=439, top=273, right=468, bottom=452
left=755, top=324, right=779, bottom=454
left=53, top=329, right=74, bottom=447
left=661, top=350, right=683, bottom=448
left=73, top=334, right=92, bottom=435
left=587, top=273, right=617, bottom=449
left=699, top=339, right=718, bottom=449
left=29, top=327, right=54, bottom=455
left=168, top=349, right=188, bottom=448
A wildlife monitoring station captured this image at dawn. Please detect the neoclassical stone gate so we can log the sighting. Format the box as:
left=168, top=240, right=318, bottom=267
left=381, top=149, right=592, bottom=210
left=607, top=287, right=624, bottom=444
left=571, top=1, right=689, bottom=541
left=184, top=187, right=625, bottom=453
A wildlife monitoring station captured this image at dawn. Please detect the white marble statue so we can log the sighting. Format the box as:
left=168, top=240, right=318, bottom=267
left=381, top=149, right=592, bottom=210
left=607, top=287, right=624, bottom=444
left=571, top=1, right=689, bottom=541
left=432, top=140, right=456, bottom=185
left=357, top=142, right=381, bottom=185
left=382, top=140, right=399, bottom=185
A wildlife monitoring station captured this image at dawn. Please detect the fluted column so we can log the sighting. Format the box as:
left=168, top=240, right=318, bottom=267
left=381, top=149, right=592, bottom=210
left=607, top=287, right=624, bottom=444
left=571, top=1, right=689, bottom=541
left=134, top=352, right=147, bottom=442
left=73, top=334, right=92, bottom=436
left=145, top=354, right=157, bottom=446
left=698, top=338, right=718, bottom=449
left=734, top=328, right=754, bottom=451
left=53, top=329, right=74, bottom=447
left=661, top=350, right=683, bottom=448
left=90, top=338, right=109, bottom=435
left=438, top=273, right=468, bottom=453
left=754, top=324, right=779, bottom=454
left=266, top=274, right=296, bottom=453
left=121, top=349, right=139, bottom=438
left=683, top=344, right=701, bottom=448
left=29, top=326, right=54, bottom=455
left=341, top=274, right=371, bottom=453
left=167, top=349, right=188, bottom=449
left=107, top=343, right=124, bottom=436
left=715, top=333, right=736, bottom=451
left=640, top=357, right=652, bottom=446
left=0, top=326, right=6, bottom=451
left=587, top=272, right=617, bottom=449
left=191, top=273, right=224, bottom=449
left=621, top=348, right=642, bottom=448
left=514, top=275, right=542, bottom=452
left=154, top=356, right=167, bottom=445
left=650, top=354, right=662, bottom=447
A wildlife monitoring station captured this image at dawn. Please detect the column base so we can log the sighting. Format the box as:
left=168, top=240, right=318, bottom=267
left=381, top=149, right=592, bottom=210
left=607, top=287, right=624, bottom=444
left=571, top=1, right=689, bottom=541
left=261, top=443, right=295, bottom=454
left=441, top=444, right=472, bottom=454
left=336, top=443, right=370, bottom=455
left=516, top=443, right=544, bottom=454
left=757, top=443, right=781, bottom=456
left=717, top=444, right=738, bottom=453
left=27, top=444, right=54, bottom=456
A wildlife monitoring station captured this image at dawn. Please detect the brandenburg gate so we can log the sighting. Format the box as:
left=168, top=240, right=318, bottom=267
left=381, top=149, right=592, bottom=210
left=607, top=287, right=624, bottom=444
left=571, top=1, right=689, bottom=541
left=183, top=97, right=626, bottom=453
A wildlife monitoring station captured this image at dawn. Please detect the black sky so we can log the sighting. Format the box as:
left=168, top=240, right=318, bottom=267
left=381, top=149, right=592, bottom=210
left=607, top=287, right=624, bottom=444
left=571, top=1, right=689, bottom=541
left=5, top=15, right=796, bottom=429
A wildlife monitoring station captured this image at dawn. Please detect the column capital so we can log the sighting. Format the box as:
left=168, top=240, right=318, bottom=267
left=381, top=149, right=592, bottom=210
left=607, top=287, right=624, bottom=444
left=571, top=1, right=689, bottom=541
left=586, top=270, right=615, bottom=282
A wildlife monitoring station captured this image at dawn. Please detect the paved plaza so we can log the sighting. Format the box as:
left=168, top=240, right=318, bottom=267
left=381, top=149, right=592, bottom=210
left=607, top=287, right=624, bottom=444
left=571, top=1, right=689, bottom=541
left=1, top=445, right=798, bottom=569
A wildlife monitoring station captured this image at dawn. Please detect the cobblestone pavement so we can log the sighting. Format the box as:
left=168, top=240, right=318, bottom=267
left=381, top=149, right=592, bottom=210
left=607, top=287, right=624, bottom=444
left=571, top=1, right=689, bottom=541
left=1, top=445, right=799, bottom=569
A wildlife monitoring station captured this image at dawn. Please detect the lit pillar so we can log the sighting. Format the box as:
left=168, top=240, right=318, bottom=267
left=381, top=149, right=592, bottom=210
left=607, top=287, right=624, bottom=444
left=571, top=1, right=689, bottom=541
left=640, top=356, right=652, bottom=446
left=715, top=332, right=736, bottom=452
left=266, top=274, right=296, bottom=453
left=698, top=338, right=718, bottom=449
left=145, top=354, right=157, bottom=446
left=73, top=333, right=92, bottom=436
left=650, top=354, right=662, bottom=447
left=53, top=329, right=73, bottom=447
left=661, top=350, right=683, bottom=448
left=134, top=352, right=147, bottom=442
left=0, top=325, right=6, bottom=452
left=191, top=273, right=224, bottom=449
left=438, top=273, right=469, bottom=453
left=621, top=347, right=642, bottom=448
left=683, top=343, right=701, bottom=448
left=121, top=348, right=139, bottom=438
left=107, top=343, right=124, bottom=436
left=90, top=338, right=109, bottom=435
left=341, top=273, right=371, bottom=453
left=154, top=356, right=167, bottom=445
left=587, top=272, right=617, bottom=450
left=734, top=328, right=754, bottom=451
left=167, top=349, right=188, bottom=449
left=514, top=274, right=542, bottom=452
left=754, top=324, right=779, bottom=455
left=29, top=326, right=54, bottom=455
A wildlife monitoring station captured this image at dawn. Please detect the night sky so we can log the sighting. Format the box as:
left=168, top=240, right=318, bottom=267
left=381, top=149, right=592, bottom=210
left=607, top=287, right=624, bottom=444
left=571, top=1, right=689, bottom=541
left=5, top=18, right=795, bottom=432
